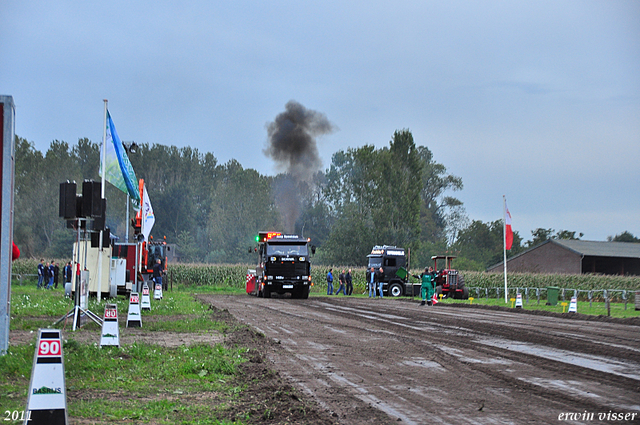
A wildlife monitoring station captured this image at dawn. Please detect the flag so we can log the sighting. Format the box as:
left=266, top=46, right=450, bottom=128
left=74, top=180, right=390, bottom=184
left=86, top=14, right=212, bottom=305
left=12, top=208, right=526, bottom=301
left=100, top=111, right=140, bottom=202
left=505, top=201, right=513, bottom=250
left=141, top=184, right=155, bottom=242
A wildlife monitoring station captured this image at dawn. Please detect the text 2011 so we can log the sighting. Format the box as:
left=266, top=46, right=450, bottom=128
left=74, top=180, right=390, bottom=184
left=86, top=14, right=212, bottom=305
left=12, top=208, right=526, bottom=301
left=3, top=410, right=31, bottom=422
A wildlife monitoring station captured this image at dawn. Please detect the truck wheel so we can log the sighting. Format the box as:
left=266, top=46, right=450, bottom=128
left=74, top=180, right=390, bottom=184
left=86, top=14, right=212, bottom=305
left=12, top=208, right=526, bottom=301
left=301, top=286, right=309, bottom=299
left=263, top=287, right=271, bottom=299
left=389, top=283, right=403, bottom=297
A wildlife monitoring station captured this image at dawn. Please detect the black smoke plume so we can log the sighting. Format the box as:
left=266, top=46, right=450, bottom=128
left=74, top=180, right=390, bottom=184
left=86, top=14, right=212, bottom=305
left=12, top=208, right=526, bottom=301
left=265, top=101, right=335, bottom=233
left=264, top=100, right=335, bottom=181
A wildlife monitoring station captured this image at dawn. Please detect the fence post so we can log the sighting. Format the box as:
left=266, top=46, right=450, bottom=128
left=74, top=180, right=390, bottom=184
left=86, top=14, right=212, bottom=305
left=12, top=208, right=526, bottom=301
left=536, top=288, right=540, bottom=305
left=588, top=290, right=593, bottom=308
left=561, top=288, right=565, bottom=302
left=485, top=288, right=488, bottom=299
left=525, top=287, right=529, bottom=304
left=622, top=290, right=627, bottom=311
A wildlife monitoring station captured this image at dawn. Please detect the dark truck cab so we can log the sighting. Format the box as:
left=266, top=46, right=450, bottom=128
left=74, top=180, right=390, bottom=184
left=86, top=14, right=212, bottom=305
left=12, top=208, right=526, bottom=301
left=367, top=245, right=417, bottom=297
left=253, top=232, right=312, bottom=299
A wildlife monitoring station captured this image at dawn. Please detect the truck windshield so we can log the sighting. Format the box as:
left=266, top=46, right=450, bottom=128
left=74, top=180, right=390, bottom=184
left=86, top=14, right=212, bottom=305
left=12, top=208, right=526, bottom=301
left=148, top=245, right=164, bottom=266
left=368, top=257, right=382, bottom=268
left=266, top=244, right=308, bottom=256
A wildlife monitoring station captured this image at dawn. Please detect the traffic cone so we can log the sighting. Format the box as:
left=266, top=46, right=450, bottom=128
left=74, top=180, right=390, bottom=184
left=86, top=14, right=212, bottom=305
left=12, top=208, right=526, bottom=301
left=432, top=293, right=438, bottom=305
left=25, top=329, right=68, bottom=424
left=568, top=296, right=578, bottom=313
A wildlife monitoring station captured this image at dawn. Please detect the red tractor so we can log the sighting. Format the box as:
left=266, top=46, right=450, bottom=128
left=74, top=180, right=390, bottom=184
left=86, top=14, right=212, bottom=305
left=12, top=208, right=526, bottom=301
left=432, top=255, right=469, bottom=300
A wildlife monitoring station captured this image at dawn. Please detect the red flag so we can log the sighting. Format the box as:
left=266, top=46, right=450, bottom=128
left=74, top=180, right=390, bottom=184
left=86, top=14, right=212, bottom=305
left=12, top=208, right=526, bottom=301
left=505, top=201, right=513, bottom=250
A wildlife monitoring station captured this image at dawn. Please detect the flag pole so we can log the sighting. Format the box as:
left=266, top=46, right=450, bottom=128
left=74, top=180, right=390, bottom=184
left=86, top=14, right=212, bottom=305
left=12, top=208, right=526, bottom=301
left=503, top=195, right=508, bottom=303
left=97, top=100, right=108, bottom=302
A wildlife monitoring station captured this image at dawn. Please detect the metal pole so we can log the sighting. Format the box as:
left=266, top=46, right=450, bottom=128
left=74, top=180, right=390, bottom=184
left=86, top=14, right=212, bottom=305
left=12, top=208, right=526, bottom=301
left=125, top=194, right=130, bottom=242
left=97, top=100, right=108, bottom=302
left=502, top=195, right=508, bottom=303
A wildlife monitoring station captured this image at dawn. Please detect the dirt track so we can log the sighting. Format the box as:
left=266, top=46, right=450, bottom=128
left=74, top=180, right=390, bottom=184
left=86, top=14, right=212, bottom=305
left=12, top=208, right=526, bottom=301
left=199, top=294, right=640, bottom=425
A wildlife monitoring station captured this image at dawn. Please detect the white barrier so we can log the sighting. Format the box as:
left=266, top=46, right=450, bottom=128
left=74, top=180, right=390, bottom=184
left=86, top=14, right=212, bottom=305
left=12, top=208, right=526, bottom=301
left=100, top=304, right=120, bottom=347
left=141, top=284, right=151, bottom=311
left=126, top=292, right=142, bottom=328
left=154, top=282, right=163, bottom=300
left=24, top=329, right=68, bottom=424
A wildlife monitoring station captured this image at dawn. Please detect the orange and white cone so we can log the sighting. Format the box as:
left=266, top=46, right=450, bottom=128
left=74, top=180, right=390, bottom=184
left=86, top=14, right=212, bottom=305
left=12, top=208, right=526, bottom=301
left=432, top=293, right=438, bottom=305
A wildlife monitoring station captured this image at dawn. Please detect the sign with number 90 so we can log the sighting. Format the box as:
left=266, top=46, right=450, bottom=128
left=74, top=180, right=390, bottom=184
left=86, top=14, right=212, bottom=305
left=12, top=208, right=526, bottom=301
left=38, top=340, right=61, bottom=356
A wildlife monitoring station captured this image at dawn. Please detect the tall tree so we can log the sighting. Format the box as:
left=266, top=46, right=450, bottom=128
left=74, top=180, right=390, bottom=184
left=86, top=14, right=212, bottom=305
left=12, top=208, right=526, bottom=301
left=207, top=160, right=279, bottom=263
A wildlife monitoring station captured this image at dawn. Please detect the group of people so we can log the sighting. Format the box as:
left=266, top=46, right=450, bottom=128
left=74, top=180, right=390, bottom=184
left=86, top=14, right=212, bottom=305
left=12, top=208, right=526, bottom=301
left=326, top=266, right=438, bottom=306
left=37, top=259, right=73, bottom=290
left=326, top=268, right=353, bottom=295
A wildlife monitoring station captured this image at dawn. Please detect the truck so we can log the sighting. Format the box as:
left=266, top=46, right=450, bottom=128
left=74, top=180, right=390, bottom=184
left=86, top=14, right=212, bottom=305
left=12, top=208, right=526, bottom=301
left=247, top=232, right=313, bottom=299
left=366, top=245, right=419, bottom=297
left=432, top=255, right=469, bottom=299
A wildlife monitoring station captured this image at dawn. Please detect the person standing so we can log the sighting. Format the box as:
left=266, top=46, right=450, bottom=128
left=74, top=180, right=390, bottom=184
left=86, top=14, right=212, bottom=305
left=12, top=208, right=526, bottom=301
left=326, top=269, right=334, bottom=295
left=335, top=270, right=346, bottom=295
left=377, top=267, right=385, bottom=298
left=37, top=259, right=45, bottom=289
left=53, top=261, right=60, bottom=289
left=414, top=267, right=436, bottom=306
left=345, top=269, right=353, bottom=296
left=367, top=267, right=376, bottom=298
left=63, top=262, right=72, bottom=286
left=44, top=261, right=53, bottom=289
left=153, top=258, right=163, bottom=290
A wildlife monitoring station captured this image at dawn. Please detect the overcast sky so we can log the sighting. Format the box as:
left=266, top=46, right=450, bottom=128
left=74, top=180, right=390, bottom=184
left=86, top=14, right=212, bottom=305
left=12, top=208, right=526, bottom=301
left=2, top=1, right=638, bottom=242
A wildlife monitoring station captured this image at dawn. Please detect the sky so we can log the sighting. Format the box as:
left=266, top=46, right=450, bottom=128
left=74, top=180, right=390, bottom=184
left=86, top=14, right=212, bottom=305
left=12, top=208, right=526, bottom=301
left=1, top=1, right=639, bottom=242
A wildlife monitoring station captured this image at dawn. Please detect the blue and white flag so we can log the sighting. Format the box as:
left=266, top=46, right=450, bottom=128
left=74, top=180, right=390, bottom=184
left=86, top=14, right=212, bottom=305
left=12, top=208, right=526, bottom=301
left=100, top=111, right=140, bottom=202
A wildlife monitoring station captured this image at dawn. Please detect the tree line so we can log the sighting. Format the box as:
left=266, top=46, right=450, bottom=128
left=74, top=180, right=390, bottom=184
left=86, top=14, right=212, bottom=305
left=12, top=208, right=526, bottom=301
left=13, top=130, right=637, bottom=270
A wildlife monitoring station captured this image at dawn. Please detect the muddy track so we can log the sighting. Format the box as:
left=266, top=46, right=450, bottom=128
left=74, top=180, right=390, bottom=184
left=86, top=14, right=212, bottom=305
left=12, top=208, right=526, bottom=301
left=198, top=294, right=640, bottom=425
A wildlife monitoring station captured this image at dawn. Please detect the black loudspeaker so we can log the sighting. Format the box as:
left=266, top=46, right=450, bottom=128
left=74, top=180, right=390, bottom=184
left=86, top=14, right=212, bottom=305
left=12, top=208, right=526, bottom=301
left=82, top=180, right=102, bottom=218
left=75, top=195, right=84, bottom=218
left=59, top=181, right=77, bottom=219
left=91, top=198, right=107, bottom=231
left=90, top=227, right=110, bottom=248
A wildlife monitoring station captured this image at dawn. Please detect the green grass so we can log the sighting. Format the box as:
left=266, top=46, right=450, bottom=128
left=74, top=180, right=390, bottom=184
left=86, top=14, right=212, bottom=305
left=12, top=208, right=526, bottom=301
left=2, top=284, right=249, bottom=424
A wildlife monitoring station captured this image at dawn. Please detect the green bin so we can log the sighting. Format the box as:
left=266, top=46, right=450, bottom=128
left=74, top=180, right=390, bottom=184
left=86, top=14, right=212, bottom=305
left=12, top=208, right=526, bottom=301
left=396, top=267, right=408, bottom=280
left=546, top=286, right=559, bottom=306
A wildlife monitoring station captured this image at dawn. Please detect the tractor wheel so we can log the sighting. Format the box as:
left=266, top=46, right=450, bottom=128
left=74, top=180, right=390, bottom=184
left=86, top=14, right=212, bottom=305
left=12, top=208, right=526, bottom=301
left=436, top=285, right=443, bottom=297
left=388, top=283, right=403, bottom=297
left=263, top=286, right=271, bottom=299
left=462, top=286, right=469, bottom=300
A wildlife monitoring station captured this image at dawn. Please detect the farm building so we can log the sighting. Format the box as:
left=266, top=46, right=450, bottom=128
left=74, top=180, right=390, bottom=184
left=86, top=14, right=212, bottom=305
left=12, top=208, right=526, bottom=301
left=487, top=240, right=640, bottom=276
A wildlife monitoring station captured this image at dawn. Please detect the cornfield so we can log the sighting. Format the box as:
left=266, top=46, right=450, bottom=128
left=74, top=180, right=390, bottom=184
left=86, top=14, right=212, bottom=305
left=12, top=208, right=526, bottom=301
left=10, top=260, right=640, bottom=298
